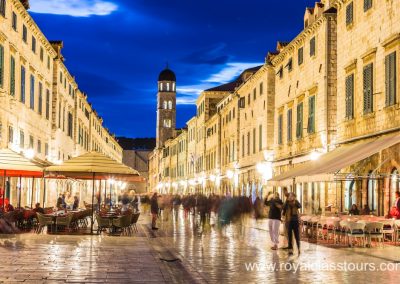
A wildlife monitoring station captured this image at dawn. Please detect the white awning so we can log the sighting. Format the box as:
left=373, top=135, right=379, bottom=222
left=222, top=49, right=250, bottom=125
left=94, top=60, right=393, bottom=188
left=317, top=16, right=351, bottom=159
left=269, top=132, right=400, bottom=185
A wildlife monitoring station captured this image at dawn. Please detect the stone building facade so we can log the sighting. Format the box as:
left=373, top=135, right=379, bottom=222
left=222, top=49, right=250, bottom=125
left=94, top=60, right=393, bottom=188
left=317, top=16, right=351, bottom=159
left=149, top=0, right=400, bottom=217
left=0, top=0, right=122, bottom=208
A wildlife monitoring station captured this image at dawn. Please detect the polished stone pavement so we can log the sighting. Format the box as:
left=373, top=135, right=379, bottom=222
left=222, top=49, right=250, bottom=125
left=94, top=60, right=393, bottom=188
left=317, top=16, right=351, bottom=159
left=1, top=210, right=400, bottom=283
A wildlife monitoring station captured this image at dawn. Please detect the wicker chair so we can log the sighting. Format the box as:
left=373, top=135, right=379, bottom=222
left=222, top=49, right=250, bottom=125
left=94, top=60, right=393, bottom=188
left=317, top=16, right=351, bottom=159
left=36, top=213, right=54, bottom=234
left=130, top=213, right=140, bottom=233
left=56, top=214, right=74, bottom=232
left=96, top=214, right=111, bottom=234
left=112, top=214, right=132, bottom=236
left=347, top=221, right=366, bottom=247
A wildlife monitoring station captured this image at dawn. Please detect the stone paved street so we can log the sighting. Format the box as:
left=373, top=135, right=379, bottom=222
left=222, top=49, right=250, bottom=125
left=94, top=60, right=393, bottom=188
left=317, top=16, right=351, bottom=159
left=1, top=210, right=400, bottom=283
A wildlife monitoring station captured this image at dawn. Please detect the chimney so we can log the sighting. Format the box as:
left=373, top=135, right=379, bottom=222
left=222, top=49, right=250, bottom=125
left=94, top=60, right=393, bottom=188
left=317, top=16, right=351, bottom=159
left=20, top=0, right=30, bottom=10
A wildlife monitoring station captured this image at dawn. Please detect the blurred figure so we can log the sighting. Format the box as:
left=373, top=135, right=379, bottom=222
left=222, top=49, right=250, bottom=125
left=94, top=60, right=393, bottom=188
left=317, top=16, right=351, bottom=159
left=361, top=204, right=370, bottom=215
left=150, top=193, right=159, bottom=230
left=72, top=196, right=79, bottom=210
left=253, top=196, right=263, bottom=219
left=173, top=194, right=181, bottom=219
left=132, top=195, right=139, bottom=212
left=33, top=203, right=45, bottom=214
left=265, top=193, right=283, bottom=250
left=282, top=192, right=301, bottom=255
left=56, top=194, right=63, bottom=209
left=349, top=204, right=359, bottom=215
left=5, top=203, right=14, bottom=212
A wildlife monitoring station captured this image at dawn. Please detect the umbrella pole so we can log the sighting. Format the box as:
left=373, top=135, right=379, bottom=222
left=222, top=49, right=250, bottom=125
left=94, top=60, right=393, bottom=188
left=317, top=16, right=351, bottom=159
left=91, top=173, right=95, bottom=234
left=43, top=173, right=47, bottom=208
left=109, top=182, right=112, bottom=208
left=103, top=180, right=106, bottom=208
left=18, top=175, right=22, bottom=209
left=31, top=177, right=35, bottom=209
left=2, top=170, right=6, bottom=212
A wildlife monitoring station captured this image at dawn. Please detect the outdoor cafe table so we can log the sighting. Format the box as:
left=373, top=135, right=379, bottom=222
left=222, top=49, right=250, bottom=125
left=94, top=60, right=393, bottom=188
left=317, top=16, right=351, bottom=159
left=44, top=210, right=83, bottom=233
left=100, top=212, right=123, bottom=234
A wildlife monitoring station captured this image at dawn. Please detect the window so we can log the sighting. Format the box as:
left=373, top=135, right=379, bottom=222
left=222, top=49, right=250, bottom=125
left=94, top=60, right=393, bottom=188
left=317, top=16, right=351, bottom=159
left=345, top=74, right=355, bottom=119
left=168, top=100, right=173, bottom=109
left=385, top=52, right=396, bottom=106
left=278, top=114, right=283, bottom=145
left=286, top=58, right=293, bottom=72
left=247, top=94, right=250, bottom=104
left=242, top=135, right=245, bottom=157
left=278, top=66, right=283, bottom=79
left=30, top=75, right=35, bottom=110
left=31, top=36, right=36, bottom=53
left=239, top=97, right=245, bottom=108
left=259, top=125, right=262, bottom=151
left=9, top=55, right=15, bottom=96
left=59, top=71, right=62, bottom=83
left=12, top=12, right=17, bottom=31
left=260, top=82, right=263, bottom=96
left=38, top=82, right=43, bottom=115
left=296, top=102, right=303, bottom=139
left=29, top=135, right=33, bottom=149
left=163, top=119, right=171, bottom=128
left=364, top=0, right=372, bottom=12
left=253, top=88, right=256, bottom=100
left=247, top=132, right=250, bottom=155
left=8, top=125, right=13, bottom=144
left=253, top=128, right=256, bottom=154
left=22, top=25, right=27, bottom=43
left=363, top=63, right=373, bottom=114
left=310, top=37, right=316, bottom=57
left=20, top=66, right=26, bottom=103
left=45, top=143, right=49, bottom=156
left=298, top=47, right=304, bottom=65
left=37, top=140, right=41, bottom=154
left=0, top=0, right=5, bottom=17
left=19, top=130, right=24, bottom=149
left=0, top=45, right=4, bottom=87
left=40, top=47, right=44, bottom=62
left=287, top=109, right=292, bottom=142
left=307, top=96, right=315, bottom=134
left=346, top=2, right=353, bottom=26
left=67, top=112, right=73, bottom=138
left=47, top=56, right=50, bottom=69
left=163, top=101, right=167, bottom=109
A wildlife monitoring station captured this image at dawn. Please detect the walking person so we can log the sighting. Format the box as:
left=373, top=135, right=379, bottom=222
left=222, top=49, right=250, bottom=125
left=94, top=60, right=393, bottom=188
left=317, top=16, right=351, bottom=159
left=282, top=192, right=301, bottom=255
left=265, top=192, right=283, bottom=250
left=150, top=193, right=159, bottom=230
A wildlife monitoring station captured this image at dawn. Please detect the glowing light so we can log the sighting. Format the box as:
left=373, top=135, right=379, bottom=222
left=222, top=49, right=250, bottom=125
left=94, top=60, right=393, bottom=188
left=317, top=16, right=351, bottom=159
left=257, top=162, right=273, bottom=181
left=209, top=175, right=216, bottom=182
left=226, top=170, right=234, bottom=179
left=121, top=182, right=127, bottom=190
left=24, top=149, right=35, bottom=159
left=310, top=150, right=322, bottom=161
left=109, top=179, right=115, bottom=185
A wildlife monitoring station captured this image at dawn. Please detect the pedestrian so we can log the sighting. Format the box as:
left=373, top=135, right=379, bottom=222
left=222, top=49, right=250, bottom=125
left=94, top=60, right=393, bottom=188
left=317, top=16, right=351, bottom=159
left=282, top=192, right=301, bottom=255
left=150, top=193, right=159, bottom=230
left=265, top=192, right=283, bottom=250
left=281, top=187, right=290, bottom=249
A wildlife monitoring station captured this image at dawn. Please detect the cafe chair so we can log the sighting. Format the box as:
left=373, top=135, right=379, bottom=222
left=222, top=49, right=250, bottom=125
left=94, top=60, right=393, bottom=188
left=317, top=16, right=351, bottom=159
left=96, top=214, right=111, bottom=234
left=56, top=214, right=74, bottom=233
left=36, top=213, right=54, bottom=234
left=364, top=222, right=384, bottom=247
left=347, top=221, right=366, bottom=247
left=112, top=214, right=132, bottom=236
left=130, top=213, right=140, bottom=233
left=381, top=219, right=395, bottom=243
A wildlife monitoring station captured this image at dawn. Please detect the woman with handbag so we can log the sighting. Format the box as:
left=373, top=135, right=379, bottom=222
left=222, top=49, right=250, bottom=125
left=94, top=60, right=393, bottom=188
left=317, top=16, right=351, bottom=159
left=265, top=192, right=283, bottom=250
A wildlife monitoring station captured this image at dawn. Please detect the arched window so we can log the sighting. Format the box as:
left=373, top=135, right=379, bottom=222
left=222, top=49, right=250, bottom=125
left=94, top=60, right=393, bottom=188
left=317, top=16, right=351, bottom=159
left=390, top=168, right=399, bottom=207
left=163, top=101, right=168, bottom=109
left=367, top=171, right=378, bottom=212
left=166, top=83, right=170, bottom=91
left=159, top=83, right=163, bottom=91
left=172, top=82, right=176, bottom=92
left=345, top=174, right=356, bottom=211
left=168, top=101, right=173, bottom=109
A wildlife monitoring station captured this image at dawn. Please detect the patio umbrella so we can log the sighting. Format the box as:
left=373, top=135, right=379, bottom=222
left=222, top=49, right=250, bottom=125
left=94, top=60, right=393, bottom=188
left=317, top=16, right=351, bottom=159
left=45, top=151, right=144, bottom=233
left=0, top=149, right=44, bottom=210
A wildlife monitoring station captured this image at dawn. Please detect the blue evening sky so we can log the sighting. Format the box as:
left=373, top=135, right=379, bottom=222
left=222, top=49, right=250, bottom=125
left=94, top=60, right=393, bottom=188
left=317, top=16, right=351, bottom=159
left=30, top=0, right=315, bottom=138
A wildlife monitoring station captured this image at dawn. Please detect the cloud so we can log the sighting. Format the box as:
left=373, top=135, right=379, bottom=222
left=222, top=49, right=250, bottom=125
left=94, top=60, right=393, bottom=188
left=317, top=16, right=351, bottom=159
left=176, top=62, right=262, bottom=105
left=204, top=62, right=261, bottom=84
left=30, top=0, right=118, bottom=17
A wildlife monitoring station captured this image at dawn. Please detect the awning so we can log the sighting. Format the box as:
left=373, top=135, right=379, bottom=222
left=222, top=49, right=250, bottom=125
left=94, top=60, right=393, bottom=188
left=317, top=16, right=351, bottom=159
left=45, top=151, right=144, bottom=182
left=0, top=148, right=44, bottom=177
left=269, top=132, right=400, bottom=185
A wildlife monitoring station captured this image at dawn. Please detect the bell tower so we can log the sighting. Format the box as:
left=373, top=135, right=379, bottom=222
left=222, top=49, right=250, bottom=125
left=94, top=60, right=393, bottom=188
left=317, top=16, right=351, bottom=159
left=156, top=66, right=176, bottom=148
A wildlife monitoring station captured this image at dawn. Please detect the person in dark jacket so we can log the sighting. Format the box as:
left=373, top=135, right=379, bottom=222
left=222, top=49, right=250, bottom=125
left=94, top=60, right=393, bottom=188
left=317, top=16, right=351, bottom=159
left=349, top=204, right=359, bottom=215
left=150, top=193, right=159, bottom=230
left=282, top=192, right=301, bottom=255
left=265, top=192, right=283, bottom=250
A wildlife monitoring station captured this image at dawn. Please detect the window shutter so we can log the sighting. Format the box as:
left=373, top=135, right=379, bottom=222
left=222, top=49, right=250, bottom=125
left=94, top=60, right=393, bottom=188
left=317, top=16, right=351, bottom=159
left=346, top=2, right=353, bottom=25
left=308, top=96, right=315, bottom=133
left=298, top=47, right=303, bottom=65
left=278, top=115, right=283, bottom=145
left=310, top=38, right=315, bottom=57
left=296, top=103, right=303, bottom=138
left=287, top=109, right=292, bottom=142
left=364, top=0, right=372, bottom=11
left=10, top=56, right=16, bottom=97
left=363, top=64, right=373, bottom=114
left=345, top=74, right=354, bottom=119
left=385, top=52, right=397, bottom=106
left=0, top=45, right=3, bottom=87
